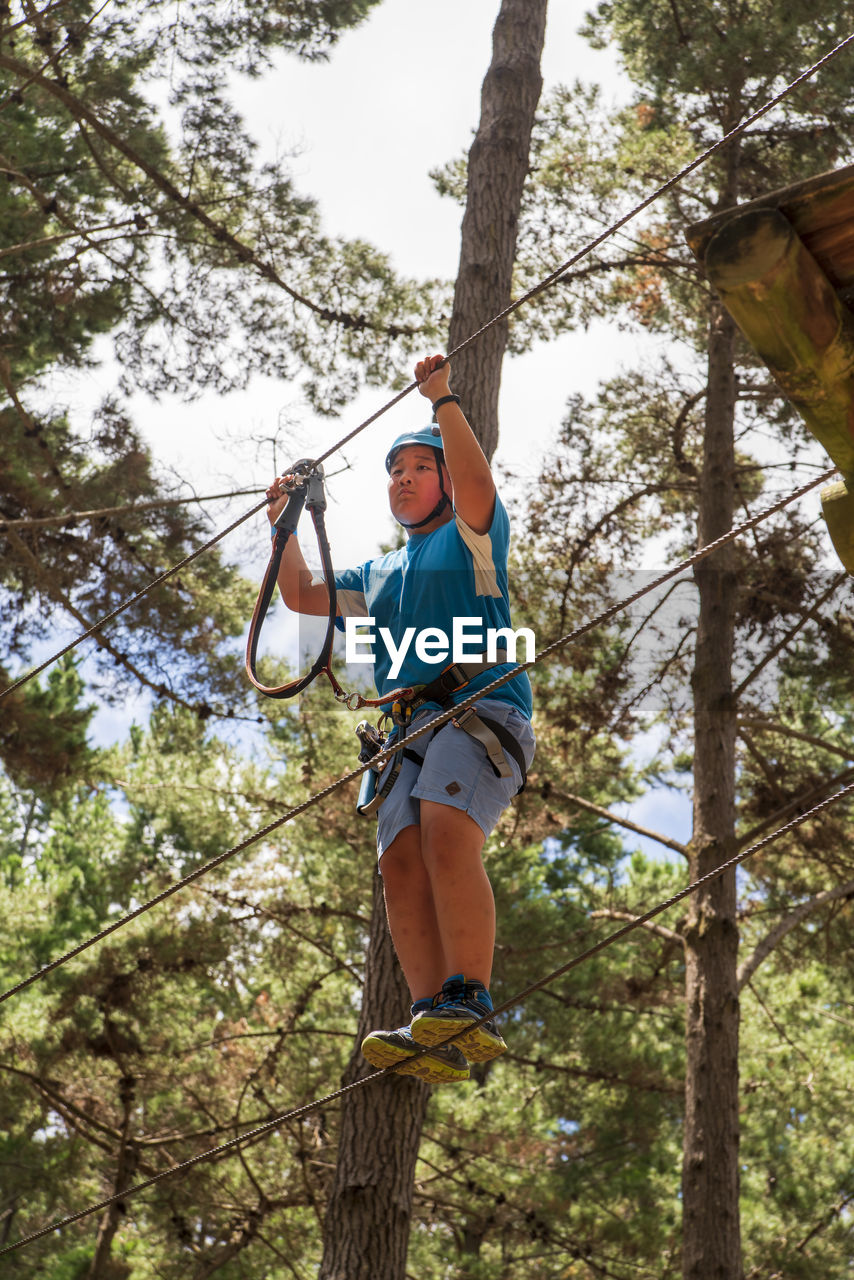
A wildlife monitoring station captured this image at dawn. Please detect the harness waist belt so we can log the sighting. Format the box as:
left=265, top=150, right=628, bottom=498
left=402, top=710, right=527, bottom=791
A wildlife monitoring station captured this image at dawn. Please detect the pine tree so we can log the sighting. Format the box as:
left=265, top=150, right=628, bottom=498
left=494, top=3, right=854, bottom=1275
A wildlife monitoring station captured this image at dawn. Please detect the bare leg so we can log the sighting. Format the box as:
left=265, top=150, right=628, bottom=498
left=379, top=802, right=495, bottom=1007
left=419, top=800, right=494, bottom=988
left=379, top=825, right=448, bottom=1001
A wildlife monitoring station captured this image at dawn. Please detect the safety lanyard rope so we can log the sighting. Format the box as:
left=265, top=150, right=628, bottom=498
left=244, top=463, right=341, bottom=700
left=244, top=463, right=408, bottom=709
left=4, top=26, right=853, bottom=707
left=2, top=29, right=854, bottom=1263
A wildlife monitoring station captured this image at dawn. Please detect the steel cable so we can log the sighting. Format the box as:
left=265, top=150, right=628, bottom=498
left=2, top=27, right=854, bottom=1259
left=312, top=26, right=854, bottom=465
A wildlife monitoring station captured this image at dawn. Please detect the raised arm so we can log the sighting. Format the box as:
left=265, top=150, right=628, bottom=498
left=415, top=354, right=496, bottom=535
left=265, top=476, right=334, bottom=617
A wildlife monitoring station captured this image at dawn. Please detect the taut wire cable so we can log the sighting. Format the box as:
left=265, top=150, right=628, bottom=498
left=2, top=760, right=851, bottom=1259
left=3, top=26, right=852, bottom=705
left=0, top=488, right=266, bottom=532
left=0, top=464, right=836, bottom=1011
left=1, top=16, right=853, bottom=1264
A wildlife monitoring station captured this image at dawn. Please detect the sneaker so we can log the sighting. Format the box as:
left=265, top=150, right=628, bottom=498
left=361, top=1023, right=470, bottom=1085
left=411, top=974, right=507, bottom=1063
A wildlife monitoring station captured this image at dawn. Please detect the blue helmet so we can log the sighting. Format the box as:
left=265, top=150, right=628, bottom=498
left=385, top=424, right=444, bottom=473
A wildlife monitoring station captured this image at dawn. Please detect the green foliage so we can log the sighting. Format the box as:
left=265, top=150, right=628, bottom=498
left=0, top=656, right=95, bottom=795
left=0, top=399, right=257, bottom=755
left=739, top=960, right=854, bottom=1278
left=0, top=0, right=446, bottom=776
left=4, top=2, right=854, bottom=1276
left=431, top=0, right=854, bottom=360
left=0, top=0, right=441, bottom=411
left=0, top=698, right=376, bottom=1277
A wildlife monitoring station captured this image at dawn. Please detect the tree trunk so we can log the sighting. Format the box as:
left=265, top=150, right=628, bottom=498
left=682, top=293, right=742, bottom=1280
left=318, top=872, right=429, bottom=1280
left=447, top=0, right=549, bottom=461
left=320, top=4, right=548, bottom=1273
left=87, top=1073, right=136, bottom=1280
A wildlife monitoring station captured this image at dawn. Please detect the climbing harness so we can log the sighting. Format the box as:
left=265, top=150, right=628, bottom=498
left=354, top=648, right=529, bottom=818
left=245, top=449, right=529, bottom=803
left=4, top=22, right=854, bottom=1258
left=0, top=463, right=834, bottom=1013
left=245, top=462, right=378, bottom=707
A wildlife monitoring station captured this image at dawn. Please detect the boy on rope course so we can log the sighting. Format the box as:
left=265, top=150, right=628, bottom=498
left=265, top=355, right=535, bottom=1084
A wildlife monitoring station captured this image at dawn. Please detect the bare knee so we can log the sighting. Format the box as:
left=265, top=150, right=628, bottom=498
left=379, top=825, right=423, bottom=888
left=420, top=801, right=486, bottom=867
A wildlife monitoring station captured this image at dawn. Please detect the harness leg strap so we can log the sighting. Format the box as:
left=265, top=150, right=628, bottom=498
left=451, top=708, right=527, bottom=792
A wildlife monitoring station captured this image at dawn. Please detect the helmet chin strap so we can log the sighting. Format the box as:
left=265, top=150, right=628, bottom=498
left=397, top=454, right=451, bottom=530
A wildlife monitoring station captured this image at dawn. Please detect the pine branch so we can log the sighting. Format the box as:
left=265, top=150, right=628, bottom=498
left=737, top=877, right=854, bottom=990
left=507, top=1050, right=682, bottom=1094
left=88, top=1071, right=138, bottom=1278
left=737, top=763, right=854, bottom=849
left=0, top=215, right=140, bottom=260
left=671, top=387, right=705, bottom=477
left=3, top=525, right=206, bottom=714
left=794, top=1190, right=854, bottom=1254
left=541, top=780, right=689, bottom=857
left=589, top=908, right=684, bottom=947
left=733, top=572, right=846, bottom=699
left=0, top=490, right=264, bottom=531
left=0, top=48, right=413, bottom=336
left=738, top=717, right=854, bottom=764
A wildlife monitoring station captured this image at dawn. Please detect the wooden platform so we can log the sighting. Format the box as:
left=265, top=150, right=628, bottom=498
left=687, top=165, right=854, bottom=572
left=687, top=164, right=854, bottom=300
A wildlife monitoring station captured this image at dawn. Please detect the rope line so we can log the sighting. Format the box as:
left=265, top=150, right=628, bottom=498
left=0, top=465, right=835, bottom=1011
left=0, top=488, right=266, bottom=532
left=2, top=765, right=851, bottom=1260
left=4, top=24, right=851, bottom=708
left=2, top=23, right=853, bottom=1264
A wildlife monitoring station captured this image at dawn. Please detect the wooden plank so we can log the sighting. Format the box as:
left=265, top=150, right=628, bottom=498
left=822, top=480, right=854, bottom=571
left=687, top=164, right=854, bottom=293
left=691, top=200, right=854, bottom=571
left=702, top=205, right=854, bottom=476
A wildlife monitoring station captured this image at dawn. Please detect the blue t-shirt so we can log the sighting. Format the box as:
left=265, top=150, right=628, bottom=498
left=333, top=495, right=533, bottom=719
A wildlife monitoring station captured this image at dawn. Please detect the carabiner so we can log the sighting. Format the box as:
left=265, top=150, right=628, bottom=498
left=334, top=688, right=367, bottom=712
